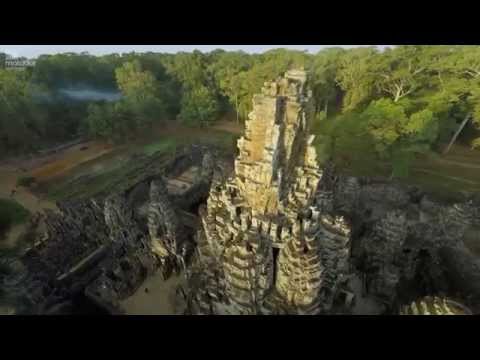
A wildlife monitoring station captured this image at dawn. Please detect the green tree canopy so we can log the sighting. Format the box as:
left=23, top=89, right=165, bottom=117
left=179, top=85, right=220, bottom=127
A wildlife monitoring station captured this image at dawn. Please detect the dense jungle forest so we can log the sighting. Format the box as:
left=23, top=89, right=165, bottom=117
left=2, top=46, right=480, bottom=179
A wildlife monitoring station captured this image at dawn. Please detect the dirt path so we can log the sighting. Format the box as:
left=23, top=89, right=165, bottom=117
left=0, top=165, right=57, bottom=249
left=211, top=120, right=243, bottom=134
left=412, top=168, right=480, bottom=185
left=29, top=141, right=114, bottom=182
left=0, top=138, right=113, bottom=212
left=0, top=165, right=57, bottom=210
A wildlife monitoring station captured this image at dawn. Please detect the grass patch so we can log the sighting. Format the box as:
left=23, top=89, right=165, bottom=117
left=45, top=150, right=174, bottom=201
left=43, top=129, right=238, bottom=202
left=142, top=127, right=238, bottom=157
left=0, top=199, right=30, bottom=235
left=312, top=113, right=480, bottom=197
left=38, top=115, right=480, bottom=203
left=143, top=138, right=177, bottom=156
left=204, top=131, right=238, bottom=153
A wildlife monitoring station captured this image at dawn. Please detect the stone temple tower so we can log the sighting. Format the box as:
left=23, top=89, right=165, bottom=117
left=191, top=69, right=351, bottom=315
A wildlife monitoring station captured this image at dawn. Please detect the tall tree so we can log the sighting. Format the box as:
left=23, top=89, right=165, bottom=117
left=208, top=51, right=254, bottom=122
left=336, top=47, right=379, bottom=112
left=115, top=60, right=167, bottom=128
left=0, top=69, right=46, bottom=154
left=179, top=85, right=220, bottom=127
left=310, top=47, right=345, bottom=116
left=373, top=46, right=428, bottom=103
left=364, top=98, right=438, bottom=177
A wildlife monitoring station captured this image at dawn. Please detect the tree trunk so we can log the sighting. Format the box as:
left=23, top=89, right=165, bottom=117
left=443, top=113, right=471, bottom=155
left=394, top=89, right=401, bottom=103
left=235, top=95, right=239, bottom=124
left=324, top=100, right=328, bottom=118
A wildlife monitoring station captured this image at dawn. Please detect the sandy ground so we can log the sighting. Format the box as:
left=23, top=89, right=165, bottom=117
left=29, top=141, right=113, bottom=182
left=120, top=271, right=187, bottom=315
left=349, top=275, right=385, bottom=315
left=211, top=120, right=243, bottom=134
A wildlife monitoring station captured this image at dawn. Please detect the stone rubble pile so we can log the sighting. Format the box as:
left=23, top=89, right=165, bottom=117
left=14, top=147, right=217, bottom=314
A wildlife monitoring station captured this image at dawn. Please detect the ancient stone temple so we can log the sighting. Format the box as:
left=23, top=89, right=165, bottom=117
left=6, top=145, right=217, bottom=315
left=9, top=69, right=479, bottom=315
left=191, top=70, right=352, bottom=315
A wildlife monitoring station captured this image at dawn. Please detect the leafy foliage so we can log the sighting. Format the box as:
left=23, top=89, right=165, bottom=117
left=143, top=138, right=177, bottom=156
left=0, top=198, right=30, bottom=234
left=179, top=85, right=220, bottom=127
left=16, top=176, right=36, bottom=187
left=336, top=47, right=378, bottom=111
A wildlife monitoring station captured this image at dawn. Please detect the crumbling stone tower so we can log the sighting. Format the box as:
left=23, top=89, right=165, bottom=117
left=193, top=70, right=351, bottom=315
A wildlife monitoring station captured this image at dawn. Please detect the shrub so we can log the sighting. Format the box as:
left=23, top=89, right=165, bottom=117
left=0, top=198, right=30, bottom=235
left=143, top=138, right=177, bottom=156
left=471, top=138, right=480, bottom=150
left=16, top=176, right=36, bottom=187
